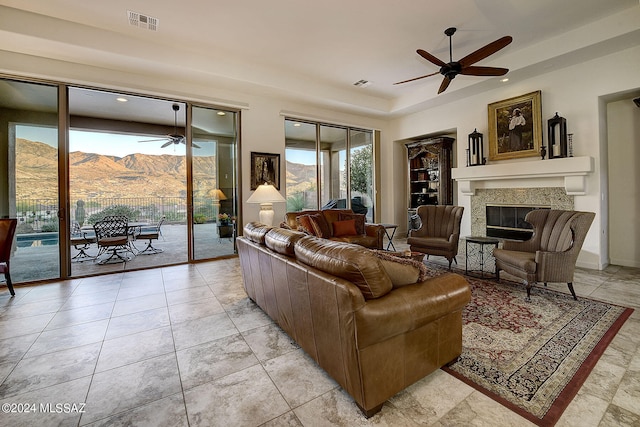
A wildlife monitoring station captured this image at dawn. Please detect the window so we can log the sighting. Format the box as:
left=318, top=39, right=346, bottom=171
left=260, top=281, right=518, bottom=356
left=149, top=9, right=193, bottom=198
left=284, top=118, right=375, bottom=221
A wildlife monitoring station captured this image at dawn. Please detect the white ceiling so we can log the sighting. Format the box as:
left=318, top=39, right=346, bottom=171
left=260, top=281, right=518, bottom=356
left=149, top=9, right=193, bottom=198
left=0, top=0, right=639, bottom=117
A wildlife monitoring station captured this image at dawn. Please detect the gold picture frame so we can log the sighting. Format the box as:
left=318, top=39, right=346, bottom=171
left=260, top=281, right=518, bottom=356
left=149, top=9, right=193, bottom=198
left=488, top=90, right=542, bottom=161
left=250, top=152, right=280, bottom=190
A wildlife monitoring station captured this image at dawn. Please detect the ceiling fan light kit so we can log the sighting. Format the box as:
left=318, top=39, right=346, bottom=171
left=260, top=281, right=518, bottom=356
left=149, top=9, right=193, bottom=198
left=395, top=27, right=512, bottom=94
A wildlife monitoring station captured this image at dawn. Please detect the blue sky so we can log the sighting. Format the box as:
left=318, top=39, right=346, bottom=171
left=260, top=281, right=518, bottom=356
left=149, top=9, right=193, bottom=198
left=16, top=125, right=216, bottom=157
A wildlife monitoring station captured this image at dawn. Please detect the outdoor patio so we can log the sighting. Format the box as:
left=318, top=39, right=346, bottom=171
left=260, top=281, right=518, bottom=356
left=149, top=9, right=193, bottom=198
left=10, top=223, right=236, bottom=283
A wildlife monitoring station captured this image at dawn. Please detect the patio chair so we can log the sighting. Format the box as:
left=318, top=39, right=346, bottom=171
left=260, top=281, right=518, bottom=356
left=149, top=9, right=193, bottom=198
left=136, top=217, right=165, bottom=255
left=93, top=217, right=132, bottom=264
left=70, top=220, right=96, bottom=262
left=0, top=218, right=18, bottom=296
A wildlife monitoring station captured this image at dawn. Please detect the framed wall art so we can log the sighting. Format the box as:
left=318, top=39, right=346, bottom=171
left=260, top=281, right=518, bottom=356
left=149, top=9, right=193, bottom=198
left=250, top=152, right=280, bottom=190
left=488, top=90, right=542, bottom=161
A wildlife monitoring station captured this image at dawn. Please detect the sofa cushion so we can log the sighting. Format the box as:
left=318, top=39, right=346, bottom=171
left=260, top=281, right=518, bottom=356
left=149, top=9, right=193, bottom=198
left=372, top=251, right=429, bottom=288
left=243, top=222, right=274, bottom=244
left=308, top=213, right=332, bottom=238
left=265, top=228, right=305, bottom=256
left=296, top=215, right=315, bottom=235
left=332, top=219, right=358, bottom=237
left=295, top=236, right=393, bottom=299
left=338, top=212, right=366, bottom=235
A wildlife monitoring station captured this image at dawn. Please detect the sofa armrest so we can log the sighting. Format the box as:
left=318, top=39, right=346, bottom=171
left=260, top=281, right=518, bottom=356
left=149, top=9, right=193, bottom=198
left=365, top=223, right=385, bottom=249
left=354, top=273, right=470, bottom=348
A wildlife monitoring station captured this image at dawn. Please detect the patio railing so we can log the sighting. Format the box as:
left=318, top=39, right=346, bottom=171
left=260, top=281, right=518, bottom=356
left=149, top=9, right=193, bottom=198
left=15, top=197, right=225, bottom=233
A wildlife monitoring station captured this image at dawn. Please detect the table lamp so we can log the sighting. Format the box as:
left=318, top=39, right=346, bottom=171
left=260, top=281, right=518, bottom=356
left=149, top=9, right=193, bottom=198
left=246, top=183, right=285, bottom=226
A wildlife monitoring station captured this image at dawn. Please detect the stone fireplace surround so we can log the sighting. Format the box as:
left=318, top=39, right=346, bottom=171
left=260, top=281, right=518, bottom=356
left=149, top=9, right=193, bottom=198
left=470, top=188, right=573, bottom=237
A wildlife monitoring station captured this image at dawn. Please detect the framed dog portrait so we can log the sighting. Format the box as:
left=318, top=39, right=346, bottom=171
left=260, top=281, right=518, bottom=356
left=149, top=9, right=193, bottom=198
left=488, top=90, right=542, bottom=161
left=250, top=152, right=280, bottom=190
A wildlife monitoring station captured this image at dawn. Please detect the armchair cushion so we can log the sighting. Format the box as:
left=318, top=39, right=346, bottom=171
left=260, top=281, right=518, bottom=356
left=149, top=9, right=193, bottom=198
left=492, top=248, right=536, bottom=274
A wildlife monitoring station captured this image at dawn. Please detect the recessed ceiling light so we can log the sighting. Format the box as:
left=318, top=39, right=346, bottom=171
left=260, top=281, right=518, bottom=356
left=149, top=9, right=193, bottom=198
left=116, top=97, right=128, bottom=102
left=501, top=78, right=509, bottom=83
left=217, top=111, right=226, bottom=116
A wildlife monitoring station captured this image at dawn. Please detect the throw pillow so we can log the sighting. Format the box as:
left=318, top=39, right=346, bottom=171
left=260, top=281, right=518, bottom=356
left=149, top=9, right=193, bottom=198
left=372, top=250, right=429, bottom=288
left=296, top=215, right=316, bottom=235
left=338, top=212, right=365, bottom=235
left=308, top=213, right=332, bottom=238
left=332, top=219, right=358, bottom=237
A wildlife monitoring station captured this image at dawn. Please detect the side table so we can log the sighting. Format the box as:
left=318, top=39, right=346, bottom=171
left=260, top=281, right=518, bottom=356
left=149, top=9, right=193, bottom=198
left=464, top=236, right=499, bottom=279
left=380, top=223, right=398, bottom=251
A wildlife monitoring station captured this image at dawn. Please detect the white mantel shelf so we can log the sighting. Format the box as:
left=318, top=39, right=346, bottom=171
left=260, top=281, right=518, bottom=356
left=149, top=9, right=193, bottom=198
left=452, top=156, right=594, bottom=196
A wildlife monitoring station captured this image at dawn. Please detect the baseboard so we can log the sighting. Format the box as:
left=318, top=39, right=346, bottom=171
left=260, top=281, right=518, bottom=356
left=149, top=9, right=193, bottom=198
left=609, top=257, right=640, bottom=268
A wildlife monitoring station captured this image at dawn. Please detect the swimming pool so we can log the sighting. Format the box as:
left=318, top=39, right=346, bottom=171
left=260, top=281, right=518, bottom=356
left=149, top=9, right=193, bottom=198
left=16, top=232, right=59, bottom=248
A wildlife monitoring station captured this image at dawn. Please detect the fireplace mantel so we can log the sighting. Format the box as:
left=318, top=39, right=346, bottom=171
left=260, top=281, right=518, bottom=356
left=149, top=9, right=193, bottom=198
left=452, top=156, right=594, bottom=196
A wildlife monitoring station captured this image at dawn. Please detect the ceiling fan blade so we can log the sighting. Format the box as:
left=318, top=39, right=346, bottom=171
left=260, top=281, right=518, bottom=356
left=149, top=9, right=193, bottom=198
left=161, top=141, right=174, bottom=148
left=191, top=142, right=201, bottom=149
left=458, top=36, right=513, bottom=67
left=438, top=76, right=452, bottom=94
left=393, top=70, right=441, bottom=85
left=417, top=49, right=446, bottom=67
left=139, top=138, right=169, bottom=143
left=460, top=66, right=509, bottom=76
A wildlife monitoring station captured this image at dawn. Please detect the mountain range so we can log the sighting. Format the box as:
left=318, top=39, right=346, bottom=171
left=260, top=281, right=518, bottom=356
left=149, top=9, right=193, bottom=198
left=16, top=139, right=316, bottom=201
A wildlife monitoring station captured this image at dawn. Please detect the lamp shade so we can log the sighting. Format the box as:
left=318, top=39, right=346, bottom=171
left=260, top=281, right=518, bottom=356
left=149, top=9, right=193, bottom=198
left=209, top=188, right=227, bottom=201
left=246, top=183, right=285, bottom=204
left=246, top=183, right=285, bottom=226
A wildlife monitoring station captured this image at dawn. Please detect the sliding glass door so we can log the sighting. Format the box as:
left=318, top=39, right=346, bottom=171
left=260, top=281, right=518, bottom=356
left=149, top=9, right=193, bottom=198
left=0, top=78, right=60, bottom=283
left=68, top=88, right=189, bottom=275
left=191, top=105, right=238, bottom=260
left=1, top=77, right=242, bottom=285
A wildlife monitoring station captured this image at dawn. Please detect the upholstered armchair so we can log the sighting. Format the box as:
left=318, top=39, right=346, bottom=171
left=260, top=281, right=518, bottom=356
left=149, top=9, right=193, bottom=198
left=493, top=209, right=595, bottom=301
left=407, top=205, right=464, bottom=269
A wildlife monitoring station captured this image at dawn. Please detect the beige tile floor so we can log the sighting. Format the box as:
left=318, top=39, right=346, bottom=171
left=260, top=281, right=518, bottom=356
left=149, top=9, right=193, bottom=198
left=0, top=238, right=638, bottom=426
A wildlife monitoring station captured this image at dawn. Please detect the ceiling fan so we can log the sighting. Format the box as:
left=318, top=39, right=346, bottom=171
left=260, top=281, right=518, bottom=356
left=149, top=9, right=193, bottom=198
left=394, top=27, right=512, bottom=94
left=139, top=103, right=200, bottom=148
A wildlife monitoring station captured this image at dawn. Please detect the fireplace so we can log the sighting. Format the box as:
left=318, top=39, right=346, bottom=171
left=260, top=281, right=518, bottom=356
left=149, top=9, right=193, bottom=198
left=469, top=188, right=574, bottom=238
left=486, top=205, right=550, bottom=240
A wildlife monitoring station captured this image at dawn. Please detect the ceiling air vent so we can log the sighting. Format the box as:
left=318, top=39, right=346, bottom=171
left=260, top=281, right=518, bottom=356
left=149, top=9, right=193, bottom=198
left=353, top=79, right=372, bottom=88
left=127, top=10, right=159, bottom=31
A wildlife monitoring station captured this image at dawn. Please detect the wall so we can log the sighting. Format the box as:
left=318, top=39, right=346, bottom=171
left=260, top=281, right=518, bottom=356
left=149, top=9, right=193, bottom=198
left=607, top=97, right=640, bottom=267
left=387, top=44, right=640, bottom=269
left=0, top=51, right=387, bottom=227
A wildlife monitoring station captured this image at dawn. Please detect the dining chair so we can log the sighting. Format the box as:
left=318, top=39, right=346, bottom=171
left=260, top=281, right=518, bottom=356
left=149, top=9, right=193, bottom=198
left=0, top=218, right=18, bottom=296
left=70, top=220, right=96, bottom=262
left=93, top=217, right=131, bottom=264
left=136, top=216, right=165, bottom=255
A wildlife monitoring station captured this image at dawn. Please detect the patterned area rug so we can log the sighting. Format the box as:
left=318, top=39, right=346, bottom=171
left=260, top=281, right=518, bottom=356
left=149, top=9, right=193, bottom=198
left=439, top=272, right=633, bottom=427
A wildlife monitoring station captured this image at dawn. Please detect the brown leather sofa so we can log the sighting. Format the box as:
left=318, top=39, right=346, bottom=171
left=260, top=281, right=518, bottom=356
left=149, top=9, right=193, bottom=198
left=237, top=222, right=471, bottom=417
left=284, top=209, right=384, bottom=249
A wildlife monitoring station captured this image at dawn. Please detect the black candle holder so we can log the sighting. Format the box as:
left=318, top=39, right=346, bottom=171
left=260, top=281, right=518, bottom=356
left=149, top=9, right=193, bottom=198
left=547, top=112, right=567, bottom=159
left=468, top=129, right=484, bottom=166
